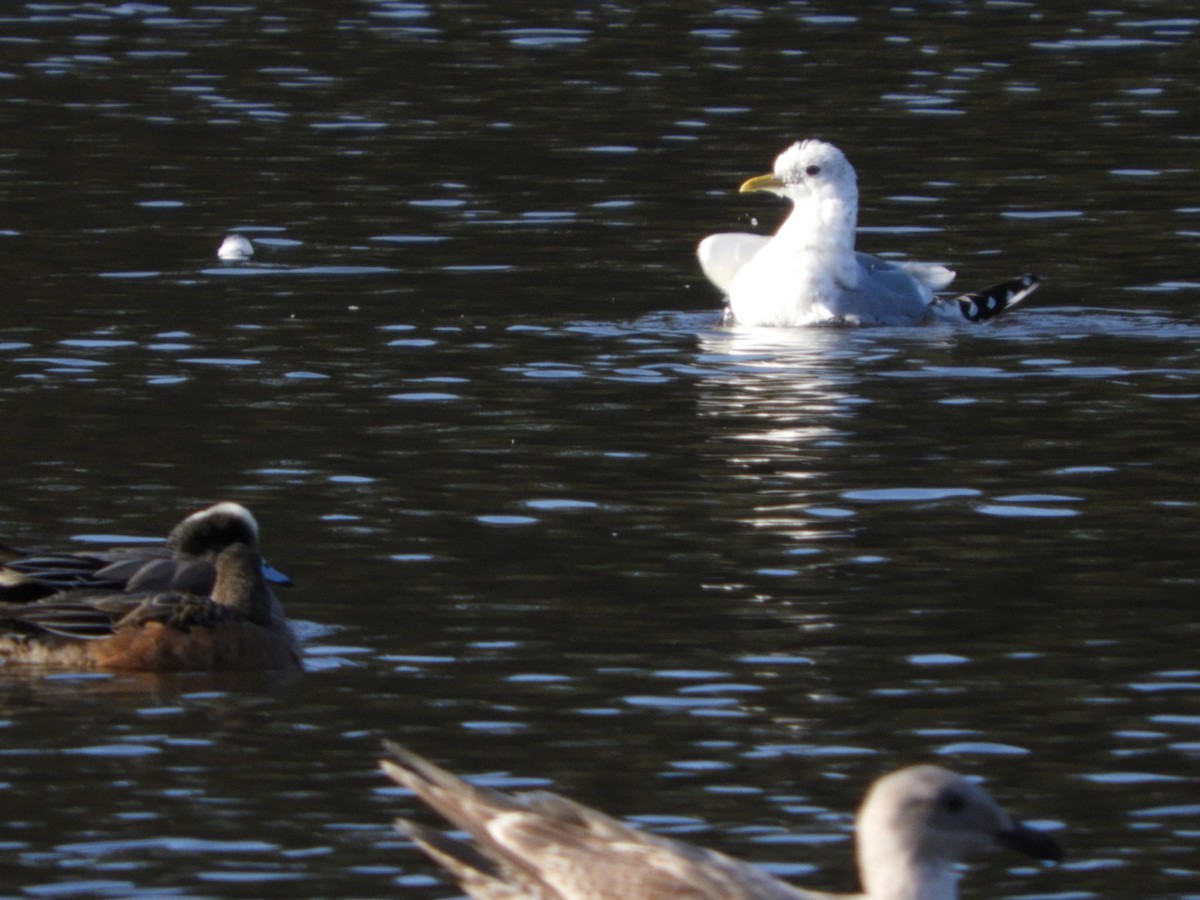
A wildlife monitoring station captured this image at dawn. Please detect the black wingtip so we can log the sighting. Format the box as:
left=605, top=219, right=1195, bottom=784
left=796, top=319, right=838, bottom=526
left=956, top=272, right=1041, bottom=322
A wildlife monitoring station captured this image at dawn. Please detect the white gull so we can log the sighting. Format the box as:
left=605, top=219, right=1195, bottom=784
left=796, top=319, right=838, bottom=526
left=697, top=140, right=1039, bottom=327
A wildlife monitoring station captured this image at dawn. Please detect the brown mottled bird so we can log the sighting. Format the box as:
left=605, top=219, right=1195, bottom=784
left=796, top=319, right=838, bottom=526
left=379, top=742, right=1061, bottom=900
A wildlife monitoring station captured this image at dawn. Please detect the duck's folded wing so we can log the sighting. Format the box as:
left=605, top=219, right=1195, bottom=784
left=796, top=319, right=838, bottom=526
left=0, top=595, right=131, bottom=639
left=0, top=553, right=125, bottom=600
left=0, top=545, right=182, bottom=601
left=1, top=590, right=248, bottom=641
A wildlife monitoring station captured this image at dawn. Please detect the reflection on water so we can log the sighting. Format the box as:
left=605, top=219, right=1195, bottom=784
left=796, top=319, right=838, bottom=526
left=2, top=301, right=1199, bottom=895
left=2, top=1, right=1200, bottom=898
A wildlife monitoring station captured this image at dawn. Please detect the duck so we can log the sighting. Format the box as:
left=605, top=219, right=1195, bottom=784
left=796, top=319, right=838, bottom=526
left=697, top=140, right=1040, bottom=327
left=0, top=501, right=290, bottom=604
left=379, top=742, right=1062, bottom=900
left=0, top=542, right=301, bottom=671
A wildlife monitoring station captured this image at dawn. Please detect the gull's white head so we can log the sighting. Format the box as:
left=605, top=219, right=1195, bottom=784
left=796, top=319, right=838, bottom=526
left=740, top=139, right=857, bottom=204
left=856, top=765, right=1061, bottom=898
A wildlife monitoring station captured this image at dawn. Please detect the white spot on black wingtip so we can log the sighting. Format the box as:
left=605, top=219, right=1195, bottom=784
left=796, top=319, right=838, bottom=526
left=953, top=272, right=1042, bottom=323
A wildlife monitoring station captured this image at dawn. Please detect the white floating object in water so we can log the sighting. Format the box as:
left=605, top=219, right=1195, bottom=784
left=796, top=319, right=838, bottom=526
left=217, top=234, right=254, bottom=261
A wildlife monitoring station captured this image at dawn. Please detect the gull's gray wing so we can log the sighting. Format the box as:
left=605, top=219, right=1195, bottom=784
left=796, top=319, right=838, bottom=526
left=819, top=254, right=944, bottom=325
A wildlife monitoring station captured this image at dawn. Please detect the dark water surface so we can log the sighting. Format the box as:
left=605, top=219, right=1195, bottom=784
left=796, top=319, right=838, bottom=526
left=2, top=2, right=1199, bottom=898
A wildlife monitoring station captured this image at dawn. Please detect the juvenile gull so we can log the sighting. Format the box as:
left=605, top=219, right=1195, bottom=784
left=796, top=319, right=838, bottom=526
left=379, top=742, right=1062, bottom=900
left=697, top=140, right=1039, bottom=327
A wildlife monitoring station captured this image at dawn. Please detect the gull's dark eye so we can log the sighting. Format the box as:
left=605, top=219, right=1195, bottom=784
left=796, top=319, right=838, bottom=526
left=944, top=792, right=965, bottom=813
left=805, top=165, right=821, bottom=177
